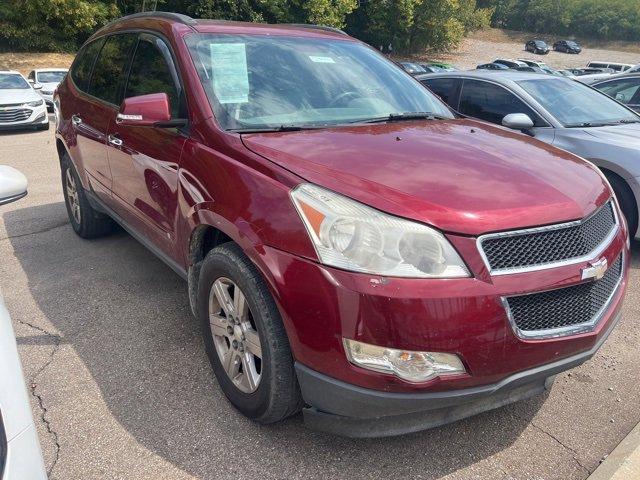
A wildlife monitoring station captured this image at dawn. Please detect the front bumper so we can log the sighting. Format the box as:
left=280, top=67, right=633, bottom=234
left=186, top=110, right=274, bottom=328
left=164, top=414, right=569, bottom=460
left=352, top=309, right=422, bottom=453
left=0, top=105, right=48, bottom=130
left=297, top=310, right=620, bottom=437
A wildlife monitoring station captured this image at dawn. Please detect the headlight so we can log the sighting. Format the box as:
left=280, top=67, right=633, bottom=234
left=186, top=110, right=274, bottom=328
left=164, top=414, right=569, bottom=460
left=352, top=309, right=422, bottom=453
left=343, top=339, right=466, bottom=383
left=290, top=183, right=469, bottom=278
left=41, top=90, right=54, bottom=95
left=24, top=100, right=44, bottom=107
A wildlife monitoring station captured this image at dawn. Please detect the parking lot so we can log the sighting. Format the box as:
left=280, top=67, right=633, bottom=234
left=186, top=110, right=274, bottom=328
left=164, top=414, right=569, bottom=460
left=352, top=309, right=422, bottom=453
left=1, top=116, right=640, bottom=479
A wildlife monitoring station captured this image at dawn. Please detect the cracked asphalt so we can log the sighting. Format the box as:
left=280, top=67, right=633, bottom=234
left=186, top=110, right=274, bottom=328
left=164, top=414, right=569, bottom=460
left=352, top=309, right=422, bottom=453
left=1, top=118, right=640, bottom=480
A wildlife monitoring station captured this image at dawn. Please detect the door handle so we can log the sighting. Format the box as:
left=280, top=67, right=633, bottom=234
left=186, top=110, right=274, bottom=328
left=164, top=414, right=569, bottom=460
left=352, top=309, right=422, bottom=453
left=71, top=115, right=82, bottom=126
left=108, top=134, right=123, bottom=147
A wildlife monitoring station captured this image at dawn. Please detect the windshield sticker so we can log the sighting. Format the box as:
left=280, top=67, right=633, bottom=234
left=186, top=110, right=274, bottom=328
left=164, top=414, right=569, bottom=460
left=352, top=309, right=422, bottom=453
left=309, top=56, right=336, bottom=63
left=210, top=43, right=250, bottom=104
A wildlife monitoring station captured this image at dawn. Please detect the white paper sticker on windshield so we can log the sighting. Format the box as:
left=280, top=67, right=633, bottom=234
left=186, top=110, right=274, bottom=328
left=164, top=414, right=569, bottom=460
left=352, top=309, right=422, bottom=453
left=210, top=43, right=249, bottom=104
left=309, top=56, right=335, bottom=63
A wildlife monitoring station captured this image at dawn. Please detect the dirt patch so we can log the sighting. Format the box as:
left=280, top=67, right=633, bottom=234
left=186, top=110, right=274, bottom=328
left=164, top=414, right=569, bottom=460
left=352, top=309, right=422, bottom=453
left=0, top=52, right=74, bottom=76
left=400, top=28, right=640, bottom=71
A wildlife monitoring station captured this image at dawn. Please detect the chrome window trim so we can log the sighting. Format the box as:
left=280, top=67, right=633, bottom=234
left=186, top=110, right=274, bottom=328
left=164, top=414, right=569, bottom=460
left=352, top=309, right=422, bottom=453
left=477, top=200, right=619, bottom=276
left=501, top=253, right=624, bottom=340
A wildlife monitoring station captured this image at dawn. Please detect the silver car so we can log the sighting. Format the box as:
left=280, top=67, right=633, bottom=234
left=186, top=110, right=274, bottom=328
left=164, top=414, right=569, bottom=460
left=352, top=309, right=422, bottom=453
left=591, top=73, right=640, bottom=113
left=417, top=71, right=640, bottom=238
left=27, top=69, right=68, bottom=111
left=0, top=166, right=48, bottom=480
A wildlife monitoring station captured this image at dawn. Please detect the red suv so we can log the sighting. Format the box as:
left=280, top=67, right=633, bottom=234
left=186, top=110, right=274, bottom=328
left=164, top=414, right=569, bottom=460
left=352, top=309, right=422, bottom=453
left=54, top=12, right=629, bottom=437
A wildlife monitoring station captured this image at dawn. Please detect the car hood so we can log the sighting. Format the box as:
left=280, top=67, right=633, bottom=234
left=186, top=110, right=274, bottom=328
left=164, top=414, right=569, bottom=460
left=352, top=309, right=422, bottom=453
left=39, top=82, right=60, bottom=91
left=0, top=88, right=40, bottom=105
left=241, top=119, right=609, bottom=235
left=583, top=123, right=640, bottom=147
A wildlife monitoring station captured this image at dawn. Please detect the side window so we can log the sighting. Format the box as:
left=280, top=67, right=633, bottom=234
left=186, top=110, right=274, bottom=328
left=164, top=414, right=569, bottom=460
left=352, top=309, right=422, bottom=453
left=459, top=80, right=545, bottom=127
left=598, top=79, right=640, bottom=105
left=70, top=38, right=105, bottom=92
left=88, top=34, right=137, bottom=105
left=125, top=35, right=181, bottom=117
left=422, top=78, right=456, bottom=106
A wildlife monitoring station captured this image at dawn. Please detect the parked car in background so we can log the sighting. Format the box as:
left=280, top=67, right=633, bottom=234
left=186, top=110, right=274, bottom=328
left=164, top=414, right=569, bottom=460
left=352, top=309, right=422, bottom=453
left=493, top=58, right=527, bottom=69
left=525, top=40, right=550, bottom=55
left=0, top=166, right=48, bottom=480
left=0, top=71, right=48, bottom=131
left=518, top=59, right=560, bottom=75
left=27, top=68, right=68, bottom=111
left=398, top=61, right=427, bottom=75
left=587, top=62, right=634, bottom=73
left=557, top=69, right=576, bottom=77
left=422, top=61, right=457, bottom=72
left=627, top=64, right=640, bottom=73
left=568, top=67, right=615, bottom=77
left=476, top=62, right=509, bottom=71
left=418, top=70, right=640, bottom=237
left=55, top=12, right=629, bottom=438
left=554, top=40, right=582, bottom=54
left=592, top=74, right=640, bottom=112
left=418, top=64, right=445, bottom=73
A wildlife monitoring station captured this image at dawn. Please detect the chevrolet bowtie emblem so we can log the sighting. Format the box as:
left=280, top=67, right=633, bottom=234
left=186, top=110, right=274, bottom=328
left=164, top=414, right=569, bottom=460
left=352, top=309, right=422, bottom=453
left=581, top=258, right=608, bottom=281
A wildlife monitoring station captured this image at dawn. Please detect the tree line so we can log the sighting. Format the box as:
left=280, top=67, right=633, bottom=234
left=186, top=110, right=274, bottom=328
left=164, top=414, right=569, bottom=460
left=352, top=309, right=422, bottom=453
left=480, top=0, right=640, bottom=41
left=0, top=0, right=492, bottom=54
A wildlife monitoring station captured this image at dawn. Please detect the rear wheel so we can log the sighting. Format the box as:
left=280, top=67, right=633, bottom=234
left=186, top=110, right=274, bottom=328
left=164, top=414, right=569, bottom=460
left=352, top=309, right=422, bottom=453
left=198, top=243, right=302, bottom=423
left=61, top=154, right=114, bottom=238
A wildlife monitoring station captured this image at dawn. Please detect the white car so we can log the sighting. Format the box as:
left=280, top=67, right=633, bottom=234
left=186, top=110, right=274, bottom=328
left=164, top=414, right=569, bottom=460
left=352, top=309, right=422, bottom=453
left=0, top=166, right=47, bottom=480
left=0, top=71, right=49, bottom=131
left=27, top=69, right=68, bottom=110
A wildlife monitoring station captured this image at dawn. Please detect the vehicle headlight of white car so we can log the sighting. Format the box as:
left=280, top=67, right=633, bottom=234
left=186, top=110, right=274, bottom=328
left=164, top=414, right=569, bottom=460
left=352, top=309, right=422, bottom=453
left=24, top=100, right=44, bottom=107
left=291, top=183, right=469, bottom=278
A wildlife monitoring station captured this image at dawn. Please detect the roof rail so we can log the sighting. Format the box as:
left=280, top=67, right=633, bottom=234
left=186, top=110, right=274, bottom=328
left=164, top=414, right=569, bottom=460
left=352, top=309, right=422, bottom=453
left=117, top=11, right=198, bottom=26
left=282, top=24, right=349, bottom=36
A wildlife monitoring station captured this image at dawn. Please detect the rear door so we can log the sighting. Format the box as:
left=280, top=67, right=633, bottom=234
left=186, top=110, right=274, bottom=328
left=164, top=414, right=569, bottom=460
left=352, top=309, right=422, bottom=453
left=71, top=34, right=136, bottom=201
left=106, top=33, right=187, bottom=260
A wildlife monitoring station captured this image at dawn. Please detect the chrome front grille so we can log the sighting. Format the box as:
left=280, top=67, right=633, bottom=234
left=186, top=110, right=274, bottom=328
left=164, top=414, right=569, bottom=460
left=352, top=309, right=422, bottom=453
left=479, top=201, right=618, bottom=274
left=504, top=254, right=623, bottom=339
left=0, top=108, right=31, bottom=123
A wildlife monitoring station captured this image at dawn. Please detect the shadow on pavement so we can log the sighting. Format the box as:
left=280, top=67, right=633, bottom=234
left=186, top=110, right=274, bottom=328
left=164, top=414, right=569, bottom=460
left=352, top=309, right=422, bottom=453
left=8, top=201, right=619, bottom=479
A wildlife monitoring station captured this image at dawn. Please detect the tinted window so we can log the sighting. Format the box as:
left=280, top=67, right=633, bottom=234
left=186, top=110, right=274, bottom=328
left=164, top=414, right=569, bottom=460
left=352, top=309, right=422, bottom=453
left=71, top=38, right=105, bottom=92
left=597, top=78, right=640, bottom=105
left=126, top=35, right=181, bottom=117
left=423, top=78, right=456, bottom=104
left=518, top=78, right=639, bottom=127
left=459, top=80, right=545, bottom=126
left=89, top=34, right=136, bottom=104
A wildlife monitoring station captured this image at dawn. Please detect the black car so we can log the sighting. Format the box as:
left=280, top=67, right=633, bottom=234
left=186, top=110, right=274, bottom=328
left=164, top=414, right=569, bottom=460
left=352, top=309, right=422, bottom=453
left=525, top=40, right=550, bottom=55
left=476, top=62, right=510, bottom=71
left=553, top=40, right=582, bottom=54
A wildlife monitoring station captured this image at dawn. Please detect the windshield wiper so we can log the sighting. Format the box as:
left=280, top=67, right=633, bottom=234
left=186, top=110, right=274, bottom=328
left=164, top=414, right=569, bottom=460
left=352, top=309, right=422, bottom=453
left=350, top=112, right=446, bottom=124
left=618, top=119, right=640, bottom=124
left=230, top=124, right=324, bottom=133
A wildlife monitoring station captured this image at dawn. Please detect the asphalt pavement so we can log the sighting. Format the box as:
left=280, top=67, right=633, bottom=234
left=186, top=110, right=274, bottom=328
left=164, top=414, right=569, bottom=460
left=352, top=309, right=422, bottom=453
left=1, top=117, right=640, bottom=480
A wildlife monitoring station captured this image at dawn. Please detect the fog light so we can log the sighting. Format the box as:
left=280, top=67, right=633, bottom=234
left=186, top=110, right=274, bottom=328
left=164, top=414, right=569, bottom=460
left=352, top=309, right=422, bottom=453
left=343, top=338, right=466, bottom=383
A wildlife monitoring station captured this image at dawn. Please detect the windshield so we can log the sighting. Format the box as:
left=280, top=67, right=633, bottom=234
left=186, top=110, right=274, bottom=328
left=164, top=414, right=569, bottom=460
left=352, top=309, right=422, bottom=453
left=186, top=34, right=453, bottom=131
left=518, top=78, right=639, bottom=127
left=567, top=41, right=579, bottom=47
left=0, top=73, right=29, bottom=89
left=37, top=71, right=66, bottom=83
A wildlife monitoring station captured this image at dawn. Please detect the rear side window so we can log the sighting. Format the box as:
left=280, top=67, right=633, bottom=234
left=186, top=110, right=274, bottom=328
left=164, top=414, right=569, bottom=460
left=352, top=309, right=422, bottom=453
left=89, top=34, right=137, bottom=105
left=459, top=80, right=545, bottom=127
left=422, top=78, right=456, bottom=105
left=70, top=38, right=105, bottom=92
left=125, top=35, right=181, bottom=117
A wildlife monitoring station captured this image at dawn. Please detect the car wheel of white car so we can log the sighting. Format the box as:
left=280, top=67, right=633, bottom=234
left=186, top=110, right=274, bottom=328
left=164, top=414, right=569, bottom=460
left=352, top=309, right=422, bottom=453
left=61, top=153, right=114, bottom=239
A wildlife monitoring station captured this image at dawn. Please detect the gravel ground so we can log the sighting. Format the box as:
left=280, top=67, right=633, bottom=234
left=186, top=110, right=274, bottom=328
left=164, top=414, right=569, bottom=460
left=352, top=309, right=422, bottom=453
left=406, top=28, right=640, bottom=70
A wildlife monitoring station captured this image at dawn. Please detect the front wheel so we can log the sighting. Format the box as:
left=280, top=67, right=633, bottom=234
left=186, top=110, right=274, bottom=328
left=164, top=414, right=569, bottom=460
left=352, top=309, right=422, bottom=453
left=198, top=243, right=302, bottom=423
left=606, top=174, right=638, bottom=237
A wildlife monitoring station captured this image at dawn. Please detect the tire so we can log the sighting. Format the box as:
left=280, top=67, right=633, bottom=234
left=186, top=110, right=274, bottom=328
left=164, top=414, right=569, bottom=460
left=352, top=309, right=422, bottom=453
left=197, top=242, right=302, bottom=423
left=605, top=173, right=638, bottom=237
left=61, top=154, right=114, bottom=238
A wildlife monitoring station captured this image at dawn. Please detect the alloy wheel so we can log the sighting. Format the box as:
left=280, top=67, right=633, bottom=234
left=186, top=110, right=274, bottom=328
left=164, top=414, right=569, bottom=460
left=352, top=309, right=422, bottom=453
left=209, top=277, right=262, bottom=393
left=65, top=169, right=81, bottom=224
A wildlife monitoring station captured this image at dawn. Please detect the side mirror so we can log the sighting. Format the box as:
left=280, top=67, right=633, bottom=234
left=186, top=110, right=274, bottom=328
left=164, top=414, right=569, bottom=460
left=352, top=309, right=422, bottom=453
left=0, top=166, right=28, bottom=206
left=32, top=83, right=43, bottom=90
left=116, top=93, right=172, bottom=127
left=28, top=78, right=34, bottom=84
left=502, top=113, right=534, bottom=130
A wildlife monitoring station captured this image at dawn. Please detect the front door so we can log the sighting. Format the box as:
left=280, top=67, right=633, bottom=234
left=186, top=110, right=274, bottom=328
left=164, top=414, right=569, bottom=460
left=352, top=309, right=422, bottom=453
left=106, top=33, right=187, bottom=261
